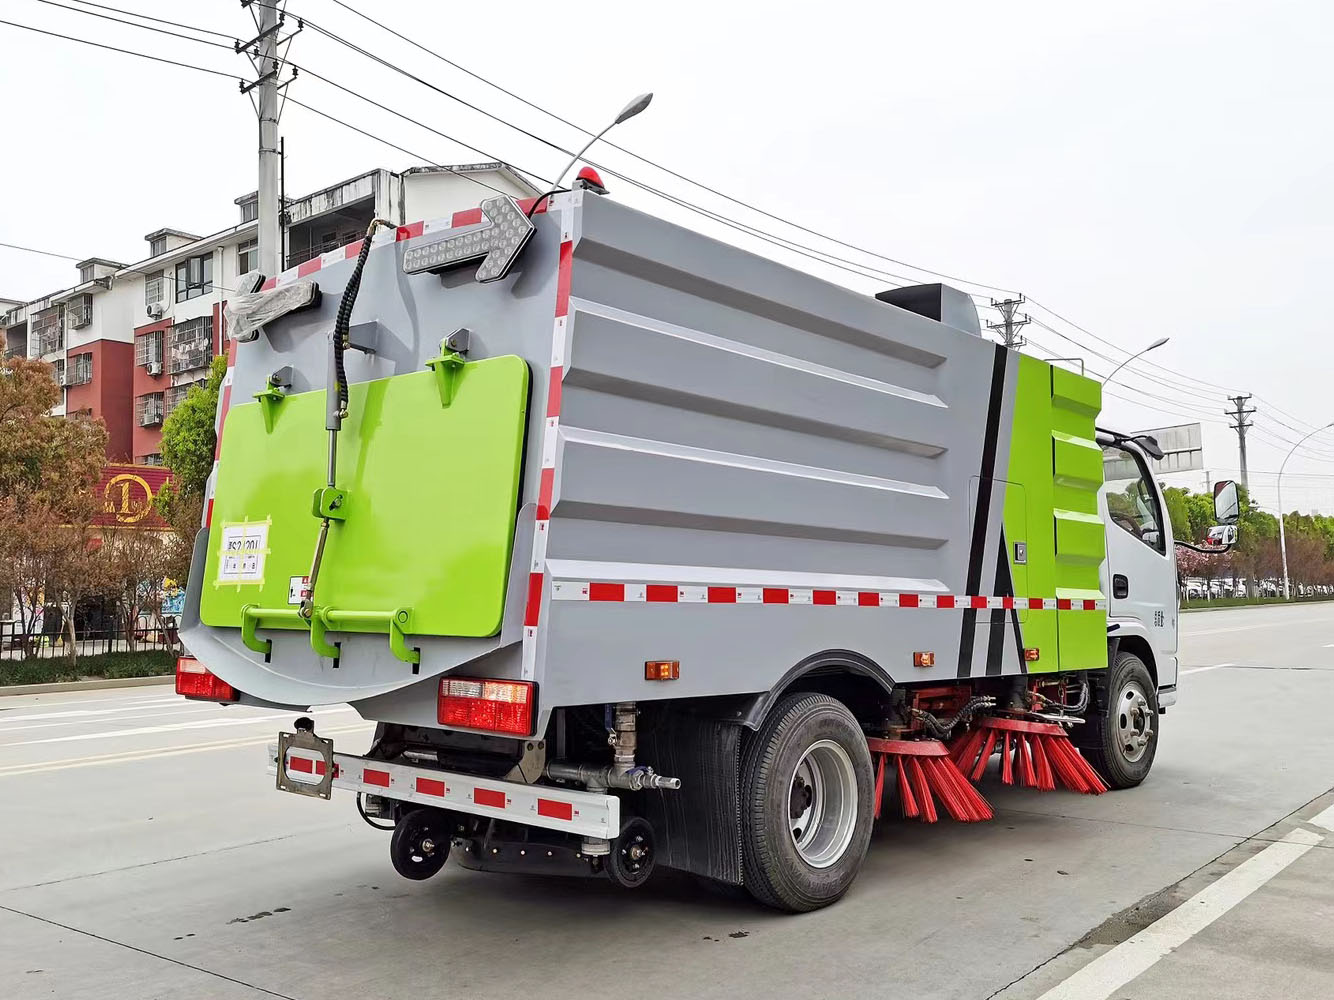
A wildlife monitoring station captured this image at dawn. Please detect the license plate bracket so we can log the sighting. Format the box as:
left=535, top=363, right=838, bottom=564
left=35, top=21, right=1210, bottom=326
left=276, top=729, right=335, bottom=799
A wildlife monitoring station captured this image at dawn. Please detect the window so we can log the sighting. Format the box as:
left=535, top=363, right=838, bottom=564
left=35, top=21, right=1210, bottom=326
left=240, top=199, right=258, bottom=223
left=145, top=272, right=165, bottom=305
left=69, top=353, right=93, bottom=385
left=31, top=306, right=63, bottom=355
left=79, top=264, right=95, bottom=283
left=169, top=316, right=212, bottom=374
left=140, top=453, right=164, bottom=466
left=70, top=407, right=94, bottom=420
left=136, top=393, right=164, bottom=426
left=165, top=383, right=192, bottom=415
left=1102, top=445, right=1166, bottom=553
left=150, top=236, right=167, bottom=257
left=135, top=329, right=165, bottom=368
left=67, top=294, right=92, bottom=329
left=237, top=238, right=258, bottom=275
left=52, top=358, right=66, bottom=386
left=175, top=253, right=213, bottom=301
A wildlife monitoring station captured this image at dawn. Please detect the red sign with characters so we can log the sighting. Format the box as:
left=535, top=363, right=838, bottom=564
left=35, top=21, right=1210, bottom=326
left=94, top=464, right=173, bottom=529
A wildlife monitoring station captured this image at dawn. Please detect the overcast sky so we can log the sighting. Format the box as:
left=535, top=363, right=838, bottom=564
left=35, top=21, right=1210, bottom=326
left=3, top=0, right=1332, bottom=513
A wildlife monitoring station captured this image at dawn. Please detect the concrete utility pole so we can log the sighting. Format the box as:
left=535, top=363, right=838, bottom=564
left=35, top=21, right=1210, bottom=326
left=987, top=295, right=1030, bottom=350
left=1225, top=394, right=1255, bottom=492
left=239, top=1, right=294, bottom=277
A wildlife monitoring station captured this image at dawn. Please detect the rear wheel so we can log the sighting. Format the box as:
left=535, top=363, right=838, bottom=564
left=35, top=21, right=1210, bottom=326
left=741, top=693, right=874, bottom=912
left=1083, top=651, right=1158, bottom=788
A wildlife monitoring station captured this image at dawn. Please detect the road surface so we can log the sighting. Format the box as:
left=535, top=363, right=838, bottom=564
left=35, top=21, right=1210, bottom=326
left=1, top=602, right=1331, bottom=999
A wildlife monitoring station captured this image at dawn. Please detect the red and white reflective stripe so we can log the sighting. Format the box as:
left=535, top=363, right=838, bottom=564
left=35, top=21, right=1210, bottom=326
left=258, top=198, right=548, bottom=291
left=522, top=192, right=577, bottom=680
left=550, top=581, right=1106, bottom=611
left=267, top=743, right=618, bottom=839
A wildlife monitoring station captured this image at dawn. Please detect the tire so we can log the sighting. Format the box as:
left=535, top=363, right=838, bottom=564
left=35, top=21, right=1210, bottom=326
left=389, top=808, right=450, bottom=880
left=740, top=692, right=875, bottom=912
left=1082, top=651, right=1159, bottom=789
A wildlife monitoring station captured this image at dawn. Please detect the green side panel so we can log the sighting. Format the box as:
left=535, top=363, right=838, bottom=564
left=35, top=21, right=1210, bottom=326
left=1005, top=355, right=1106, bottom=673
left=1005, top=355, right=1056, bottom=668
left=199, top=357, right=529, bottom=640
left=1050, top=366, right=1106, bottom=669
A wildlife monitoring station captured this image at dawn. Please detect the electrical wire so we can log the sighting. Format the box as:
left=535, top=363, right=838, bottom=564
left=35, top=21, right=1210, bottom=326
left=22, top=0, right=235, bottom=49
left=45, top=0, right=235, bottom=39
left=0, top=17, right=239, bottom=78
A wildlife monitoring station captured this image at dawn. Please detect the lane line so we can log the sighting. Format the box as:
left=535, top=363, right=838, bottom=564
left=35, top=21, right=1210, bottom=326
left=0, top=698, right=183, bottom=721
left=1180, top=616, right=1330, bottom=636
left=1179, top=664, right=1230, bottom=675
left=0, top=706, right=359, bottom=748
left=0, top=707, right=247, bottom=734
left=1032, top=827, right=1323, bottom=1000
left=0, top=723, right=373, bottom=777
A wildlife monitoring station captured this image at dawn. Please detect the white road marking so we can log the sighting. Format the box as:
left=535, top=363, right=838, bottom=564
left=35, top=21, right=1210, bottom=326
left=1308, top=803, right=1334, bottom=834
left=1180, top=617, right=1329, bottom=635
left=0, top=723, right=374, bottom=777
left=0, top=698, right=183, bottom=722
left=1033, top=827, right=1322, bottom=1000
left=0, top=706, right=359, bottom=748
left=1324, top=643, right=1334, bottom=648
left=1179, top=664, right=1230, bottom=675
left=0, top=691, right=177, bottom=711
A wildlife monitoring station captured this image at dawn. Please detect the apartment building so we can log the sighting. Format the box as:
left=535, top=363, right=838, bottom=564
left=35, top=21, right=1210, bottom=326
left=0, top=163, right=537, bottom=465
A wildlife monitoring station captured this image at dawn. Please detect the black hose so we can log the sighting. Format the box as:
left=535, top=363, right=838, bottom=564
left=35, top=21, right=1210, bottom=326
left=356, top=792, right=396, bottom=831
left=333, top=218, right=390, bottom=418
left=911, top=695, right=996, bottom=740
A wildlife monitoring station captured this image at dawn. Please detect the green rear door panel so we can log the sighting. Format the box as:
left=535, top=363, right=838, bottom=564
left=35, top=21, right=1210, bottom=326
left=200, top=357, right=529, bottom=638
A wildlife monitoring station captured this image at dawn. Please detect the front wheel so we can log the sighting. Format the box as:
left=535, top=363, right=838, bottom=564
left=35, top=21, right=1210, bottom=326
left=741, top=693, right=874, bottom=912
left=1083, top=651, right=1159, bottom=788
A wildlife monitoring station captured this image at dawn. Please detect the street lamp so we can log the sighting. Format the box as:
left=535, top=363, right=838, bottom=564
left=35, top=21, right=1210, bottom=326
left=1102, top=337, right=1170, bottom=386
left=1278, top=420, right=1334, bottom=600
left=551, top=93, right=653, bottom=191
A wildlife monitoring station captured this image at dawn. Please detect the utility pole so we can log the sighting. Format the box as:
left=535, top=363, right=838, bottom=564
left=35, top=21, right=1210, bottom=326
left=987, top=295, right=1030, bottom=350
left=1224, top=394, right=1255, bottom=492
left=239, top=1, right=298, bottom=277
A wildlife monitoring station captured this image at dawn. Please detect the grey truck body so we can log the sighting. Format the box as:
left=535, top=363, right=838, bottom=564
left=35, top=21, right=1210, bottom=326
left=182, top=189, right=1043, bottom=731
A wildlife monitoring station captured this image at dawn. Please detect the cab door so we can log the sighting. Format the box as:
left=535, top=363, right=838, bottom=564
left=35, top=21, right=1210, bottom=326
left=1099, top=442, right=1178, bottom=688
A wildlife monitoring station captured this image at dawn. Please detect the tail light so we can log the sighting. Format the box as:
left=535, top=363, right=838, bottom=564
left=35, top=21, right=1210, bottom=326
left=438, top=677, right=534, bottom=736
left=176, top=656, right=238, bottom=702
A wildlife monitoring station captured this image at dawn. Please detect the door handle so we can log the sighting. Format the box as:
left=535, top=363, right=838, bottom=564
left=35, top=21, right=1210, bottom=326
left=1113, top=574, right=1129, bottom=599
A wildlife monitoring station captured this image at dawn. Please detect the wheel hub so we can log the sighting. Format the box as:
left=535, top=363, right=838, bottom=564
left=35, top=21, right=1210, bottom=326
left=788, top=740, right=858, bottom=869
left=1116, top=681, right=1154, bottom=763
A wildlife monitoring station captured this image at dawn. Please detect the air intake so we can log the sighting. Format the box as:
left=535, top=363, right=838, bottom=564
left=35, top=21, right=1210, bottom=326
left=875, top=283, right=981, bottom=337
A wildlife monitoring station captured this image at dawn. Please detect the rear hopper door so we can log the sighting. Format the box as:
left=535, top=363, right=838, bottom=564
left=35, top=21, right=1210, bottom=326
left=199, top=359, right=529, bottom=660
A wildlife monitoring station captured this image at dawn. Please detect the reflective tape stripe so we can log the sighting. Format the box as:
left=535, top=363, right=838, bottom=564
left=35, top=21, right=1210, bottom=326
left=549, top=582, right=1106, bottom=610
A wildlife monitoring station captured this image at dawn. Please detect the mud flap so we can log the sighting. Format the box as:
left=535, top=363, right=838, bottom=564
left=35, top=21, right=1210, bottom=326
left=637, top=711, right=743, bottom=885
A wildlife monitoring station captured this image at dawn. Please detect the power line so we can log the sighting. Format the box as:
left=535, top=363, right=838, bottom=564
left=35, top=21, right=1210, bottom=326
left=42, top=0, right=235, bottom=40
left=0, top=241, right=81, bottom=262
left=0, top=17, right=239, bottom=78
left=23, top=0, right=235, bottom=49
left=310, top=0, right=1022, bottom=298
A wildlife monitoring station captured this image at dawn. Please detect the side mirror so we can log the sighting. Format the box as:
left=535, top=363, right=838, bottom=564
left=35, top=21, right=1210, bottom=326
left=1213, top=480, right=1240, bottom=524
left=1206, top=524, right=1238, bottom=547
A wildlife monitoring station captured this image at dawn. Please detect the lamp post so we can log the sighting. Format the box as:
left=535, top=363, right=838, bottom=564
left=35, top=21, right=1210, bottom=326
left=1278, top=420, right=1334, bottom=600
left=1102, top=337, right=1170, bottom=386
left=551, top=93, right=653, bottom=191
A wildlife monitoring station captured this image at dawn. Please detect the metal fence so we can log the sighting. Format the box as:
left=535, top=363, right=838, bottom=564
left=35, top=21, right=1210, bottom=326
left=1, top=613, right=181, bottom=661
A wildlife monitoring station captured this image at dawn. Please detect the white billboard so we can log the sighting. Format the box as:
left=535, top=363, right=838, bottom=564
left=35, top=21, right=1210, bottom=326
left=1134, top=422, right=1204, bottom=475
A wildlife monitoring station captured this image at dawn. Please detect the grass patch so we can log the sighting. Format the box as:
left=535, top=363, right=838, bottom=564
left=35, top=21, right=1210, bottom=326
left=0, top=650, right=175, bottom=687
left=1182, top=594, right=1334, bottom=612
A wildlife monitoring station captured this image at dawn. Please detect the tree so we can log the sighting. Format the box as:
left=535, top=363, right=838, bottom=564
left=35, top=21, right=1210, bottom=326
left=156, top=354, right=226, bottom=518
left=1, top=357, right=108, bottom=659
left=1162, top=487, right=1192, bottom=542
left=102, top=527, right=172, bottom=651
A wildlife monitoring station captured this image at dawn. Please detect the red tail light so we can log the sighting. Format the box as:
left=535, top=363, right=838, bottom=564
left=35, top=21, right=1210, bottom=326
left=176, top=656, right=238, bottom=702
left=438, top=677, right=534, bottom=736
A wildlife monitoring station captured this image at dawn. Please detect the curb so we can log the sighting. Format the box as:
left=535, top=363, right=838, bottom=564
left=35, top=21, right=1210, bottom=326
left=0, top=674, right=175, bottom=697
left=1182, top=598, right=1334, bottom=614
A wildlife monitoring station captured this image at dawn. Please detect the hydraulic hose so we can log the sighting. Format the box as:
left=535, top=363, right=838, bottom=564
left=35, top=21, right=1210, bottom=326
left=332, top=218, right=392, bottom=420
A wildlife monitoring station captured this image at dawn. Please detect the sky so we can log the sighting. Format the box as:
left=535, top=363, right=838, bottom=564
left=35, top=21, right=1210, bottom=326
left=2, top=0, right=1333, bottom=514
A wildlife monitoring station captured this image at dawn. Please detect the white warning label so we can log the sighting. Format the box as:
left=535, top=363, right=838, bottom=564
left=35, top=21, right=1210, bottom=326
left=288, top=575, right=310, bottom=605
left=216, top=521, right=269, bottom=586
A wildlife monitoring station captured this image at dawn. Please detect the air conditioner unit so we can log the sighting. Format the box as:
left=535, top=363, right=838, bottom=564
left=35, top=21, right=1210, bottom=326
left=147, top=301, right=167, bottom=319
left=147, top=361, right=163, bottom=377
left=57, top=373, right=69, bottom=387
left=139, top=409, right=162, bottom=427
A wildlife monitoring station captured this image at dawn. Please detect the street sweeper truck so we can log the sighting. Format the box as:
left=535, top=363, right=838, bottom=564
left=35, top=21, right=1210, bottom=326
left=177, top=184, right=1240, bottom=911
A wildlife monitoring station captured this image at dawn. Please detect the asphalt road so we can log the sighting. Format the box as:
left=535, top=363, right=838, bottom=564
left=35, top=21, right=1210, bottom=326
left=1, top=602, right=1331, bottom=1000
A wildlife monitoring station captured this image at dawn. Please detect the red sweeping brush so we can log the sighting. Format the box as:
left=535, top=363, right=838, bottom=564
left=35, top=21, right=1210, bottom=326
left=951, top=717, right=1107, bottom=795
left=867, top=738, right=994, bottom=823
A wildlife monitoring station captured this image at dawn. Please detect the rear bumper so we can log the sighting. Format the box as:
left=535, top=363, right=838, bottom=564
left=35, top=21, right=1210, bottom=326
left=266, top=741, right=620, bottom=840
